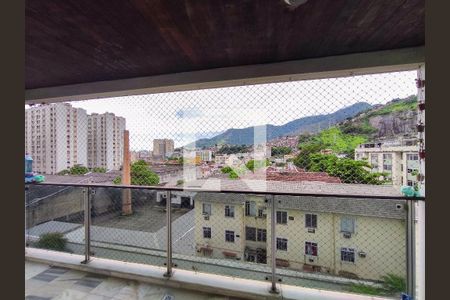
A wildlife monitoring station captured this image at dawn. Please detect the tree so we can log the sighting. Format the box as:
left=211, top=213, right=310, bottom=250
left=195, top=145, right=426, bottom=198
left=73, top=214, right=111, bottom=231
left=220, top=165, right=245, bottom=179
left=294, top=127, right=367, bottom=168
left=307, top=153, right=387, bottom=184
left=69, top=164, right=89, bottom=175
left=294, top=141, right=326, bottom=169
left=130, top=161, right=160, bottom=186
left=246, top=159, right=270, bottom=172
left=271, top=146, right=292, bottom=157
left=221, top=166, right=233, bottom=174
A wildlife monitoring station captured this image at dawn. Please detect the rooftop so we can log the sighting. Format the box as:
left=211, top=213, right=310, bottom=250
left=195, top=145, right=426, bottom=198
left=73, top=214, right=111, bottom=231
left=183, top=178, right=403, bottom=198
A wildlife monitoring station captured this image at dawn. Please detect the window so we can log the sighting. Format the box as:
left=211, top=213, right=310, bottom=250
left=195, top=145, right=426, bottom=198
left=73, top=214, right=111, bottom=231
left=225, top=205, right=235, bottom=218
left=341, top=217, right=356, bottom=233
left=407, top=154, right=419, bottom=161
left=225, top=230, right=235, bottom=243
left=305, top=242, right=318, bottom=256
left=276, top=211, right=288, bottom=224
left=370, top=154, right=379, bottom=171
left=245, top=227, right=256, bottom=241
left=305, top=213, right=317, bottom=228
left=383, top=154, right=392, bottom=171
left=202, top=203, right=211, bottom=215
left=258, top=208, right=266, bottom=218
left=341, top=248, right=355, bottom=263
left=203, top=227, right=211, bottom=239
left=407, top=180, right=414, bottom=187
left=257, top=229, right=267, bottom=242
left=276, top=238, right=288, bottom=251
left=245, top=201, right=256, bottom=216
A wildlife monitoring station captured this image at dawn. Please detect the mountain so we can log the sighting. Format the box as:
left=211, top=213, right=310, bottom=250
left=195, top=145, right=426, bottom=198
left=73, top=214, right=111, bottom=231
left=338, top=95, right=417, bottom=141
left=189, top=102, right=372, bottom=148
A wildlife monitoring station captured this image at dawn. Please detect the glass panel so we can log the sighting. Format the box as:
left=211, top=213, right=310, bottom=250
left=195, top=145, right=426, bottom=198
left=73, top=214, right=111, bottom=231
left=25, top=184, right=85, bottom=256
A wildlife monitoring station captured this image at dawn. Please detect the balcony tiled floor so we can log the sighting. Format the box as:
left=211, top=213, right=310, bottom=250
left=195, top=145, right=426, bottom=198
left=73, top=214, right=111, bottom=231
left=25, top=261, right=245, bottom=300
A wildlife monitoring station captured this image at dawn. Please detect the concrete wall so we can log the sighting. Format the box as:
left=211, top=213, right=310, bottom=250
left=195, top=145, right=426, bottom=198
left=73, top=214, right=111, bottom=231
left=26, top=187, right=85, bottom=228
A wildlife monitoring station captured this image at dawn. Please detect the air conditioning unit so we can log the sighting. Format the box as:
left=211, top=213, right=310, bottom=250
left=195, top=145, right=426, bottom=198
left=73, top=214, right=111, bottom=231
left=307, top=256, right=317, bottom=263
left=343, top=232, right=352, bottom=239
left=204, top=214, right=209, bottom=220
left=307, top=228, right=315, bottom=234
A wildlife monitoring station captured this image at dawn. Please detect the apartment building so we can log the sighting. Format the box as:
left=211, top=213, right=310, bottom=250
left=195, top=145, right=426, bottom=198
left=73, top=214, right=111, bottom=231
left=355, top=139, right=419, bottom=187
left=153, top=139, right=174, bottom=159
left=87, top=113, right=126, bottom=170
left=194, top=183, right=406, bottom=281
left=25, top=103, right=88, bottom=174
left=196, top=150, right=213, bottom=162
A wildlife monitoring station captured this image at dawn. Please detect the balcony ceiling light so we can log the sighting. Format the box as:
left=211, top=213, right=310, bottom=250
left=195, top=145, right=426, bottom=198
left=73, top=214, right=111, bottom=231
left=284, top=0, right=308, bottom=8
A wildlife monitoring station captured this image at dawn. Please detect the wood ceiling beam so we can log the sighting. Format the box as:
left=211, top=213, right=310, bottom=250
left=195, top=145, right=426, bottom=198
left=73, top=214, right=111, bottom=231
left=25, top=46, right=424, bottom=104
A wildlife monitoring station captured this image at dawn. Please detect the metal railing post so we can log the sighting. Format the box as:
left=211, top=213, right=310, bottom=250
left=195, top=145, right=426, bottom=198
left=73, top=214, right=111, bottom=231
left=406, top=199, right=416, bottom=298
left=82, top=187, right=91, bottom=264
left=269, top=194, right=279, bottom=293
left=25, top=186, right=29, bottom=249
left=164, top=190, right=173, bottom=277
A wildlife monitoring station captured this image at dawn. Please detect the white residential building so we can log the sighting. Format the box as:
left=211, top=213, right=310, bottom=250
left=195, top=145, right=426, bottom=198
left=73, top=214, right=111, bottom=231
left=193, top=180, right=407, bottom=281
left=25, top=103, right=88, bottom=174
left=355, top=139, right=419, bottom=187
left=87, top=113, right=126, bottom=171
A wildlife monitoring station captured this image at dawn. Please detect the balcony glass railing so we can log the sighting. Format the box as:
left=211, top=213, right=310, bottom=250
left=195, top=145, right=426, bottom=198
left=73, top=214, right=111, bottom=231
left=25, top=183, right=423, bottom=299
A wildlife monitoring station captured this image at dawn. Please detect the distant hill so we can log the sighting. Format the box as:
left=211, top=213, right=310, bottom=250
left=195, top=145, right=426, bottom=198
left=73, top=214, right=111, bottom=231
left=338, top=95, right=417, bottom=141
left=188, top=102, right=372, bottom=148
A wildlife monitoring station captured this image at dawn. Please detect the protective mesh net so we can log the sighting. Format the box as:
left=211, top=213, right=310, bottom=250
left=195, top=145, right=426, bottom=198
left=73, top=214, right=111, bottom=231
left=25, top=71, right=420, bottom=196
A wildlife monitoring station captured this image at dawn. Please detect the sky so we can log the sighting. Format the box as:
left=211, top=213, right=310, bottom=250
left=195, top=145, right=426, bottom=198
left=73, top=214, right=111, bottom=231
left=27, top=71, right=417, bottom=151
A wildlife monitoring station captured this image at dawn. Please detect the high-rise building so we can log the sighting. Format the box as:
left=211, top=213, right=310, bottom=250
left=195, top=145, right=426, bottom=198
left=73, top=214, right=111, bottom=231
left=25, top=103, right=88, bottom=174
left=153, top=139, right=174, bottom=158
left=87, top=113, right=126, bottom=170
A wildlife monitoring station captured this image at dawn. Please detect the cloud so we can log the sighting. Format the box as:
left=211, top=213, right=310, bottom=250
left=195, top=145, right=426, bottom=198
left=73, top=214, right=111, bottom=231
left=175, top=107, right=203, bottom=119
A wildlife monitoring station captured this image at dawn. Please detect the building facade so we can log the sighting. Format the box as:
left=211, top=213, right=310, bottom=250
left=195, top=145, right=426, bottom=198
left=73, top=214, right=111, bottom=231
left=87, top=113, right=126, bottom=170
left=153, top=139, right=174, bottom=159
left=196, top=150, right=213, bottom=162
left=25, top=103, right=88, bottom=174
left=194, top=191, right=406, bottom=281
left=355, top=139, right=419, bottom=187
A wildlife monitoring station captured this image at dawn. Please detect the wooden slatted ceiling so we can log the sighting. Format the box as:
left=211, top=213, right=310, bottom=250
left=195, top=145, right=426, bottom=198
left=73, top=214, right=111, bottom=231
left=26, top=0, right=425, bottom=89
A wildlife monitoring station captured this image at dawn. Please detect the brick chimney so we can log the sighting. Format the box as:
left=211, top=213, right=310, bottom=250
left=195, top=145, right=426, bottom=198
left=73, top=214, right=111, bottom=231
left=122, top=130, right=132, bottom=215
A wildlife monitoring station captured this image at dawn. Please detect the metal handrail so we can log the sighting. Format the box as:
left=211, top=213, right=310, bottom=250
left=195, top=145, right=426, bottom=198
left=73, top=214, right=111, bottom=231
left=25, top=182, right=425, bottom=201
left=25, top=182, right=420, bottom=296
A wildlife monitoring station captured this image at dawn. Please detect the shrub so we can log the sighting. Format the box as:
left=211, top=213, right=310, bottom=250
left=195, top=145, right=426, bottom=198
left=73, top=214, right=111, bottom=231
left=246, top=159, right=270, bottom=172
left=36, top=232, right=68, bottom=252
left=176, top=179, right=185, bottom=186
left=69, top=164, right=89, bottom=175
left=221, top=166, right=233, bottom=174
left=92, top=167, right=107, bottom=173
left=113, top=176, right=121, bottom=184
left=381, top=274, right=406, bottom=293
left=348, top=284, right=384, bottom=296
left=228, top=170, right=240, bottom=179
left=57, top=169, right=70, bottom=176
